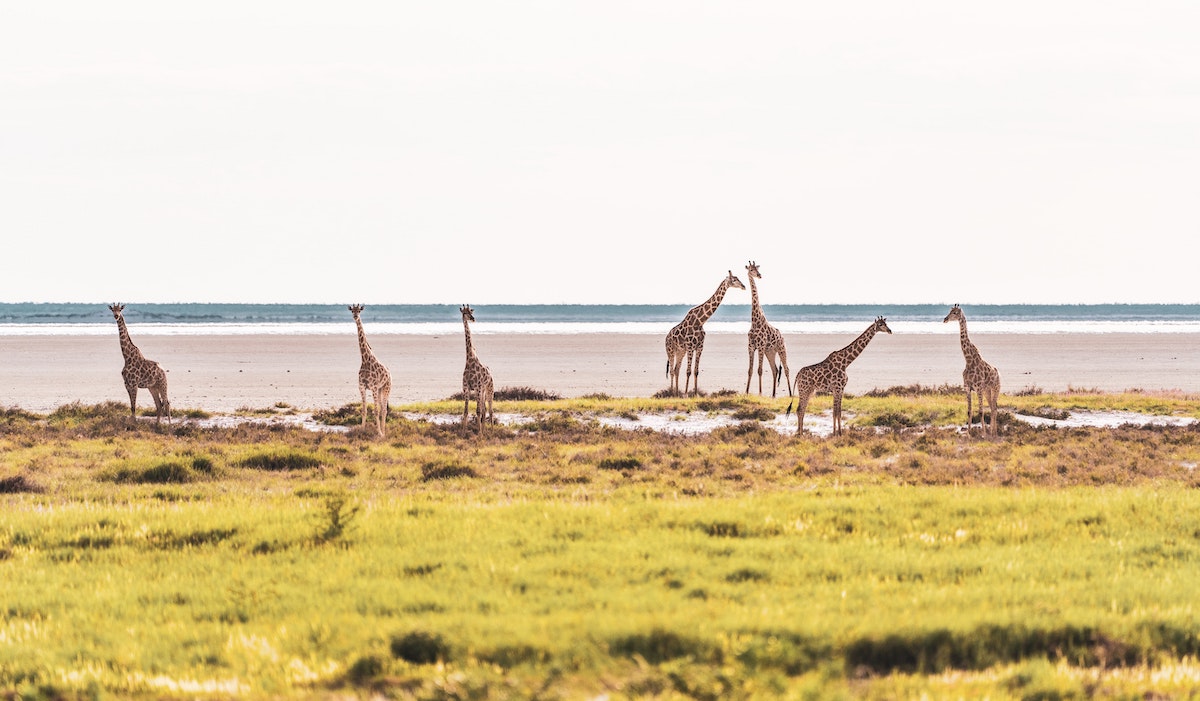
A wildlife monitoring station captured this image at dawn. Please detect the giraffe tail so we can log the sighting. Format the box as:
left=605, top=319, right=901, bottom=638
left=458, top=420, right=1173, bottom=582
left=785, top=400, right=793, bottom=417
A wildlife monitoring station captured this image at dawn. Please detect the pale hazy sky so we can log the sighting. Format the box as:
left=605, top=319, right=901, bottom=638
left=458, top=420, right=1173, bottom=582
left=2, top=2, right=1197, bottom=305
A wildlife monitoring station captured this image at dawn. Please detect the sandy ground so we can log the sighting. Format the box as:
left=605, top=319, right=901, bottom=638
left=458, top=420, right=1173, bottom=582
left=1, top=331, right=1198, bottom=414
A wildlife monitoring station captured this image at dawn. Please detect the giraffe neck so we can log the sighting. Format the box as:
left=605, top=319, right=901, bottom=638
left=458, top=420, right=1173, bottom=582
left=831, top=323, right=879, bottom=368
left=691, top=279, right=731, bottom=325
left=749, top=276, right=765, bottom=322
left=115, top=317, right=143, bottom=361
left=354, top=317, right=376, bottom=361
left=463, top=317, right=478, bottom=361
left=956, top=318, right=978, bottom=357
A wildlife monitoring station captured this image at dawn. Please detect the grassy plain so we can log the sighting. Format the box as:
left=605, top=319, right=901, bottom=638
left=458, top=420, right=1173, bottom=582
left=3, top=390, right=1200, bottom=699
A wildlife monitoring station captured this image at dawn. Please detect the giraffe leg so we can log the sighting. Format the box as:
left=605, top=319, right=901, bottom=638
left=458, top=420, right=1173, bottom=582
left=472, top=386, right=482, bottom=434
left=692, top=346, right=704, bottom=396
left=126, top=383, right=139, bottom=418
left=778, top=350, right=792, bottom=397
left=148, top=387, right=163, bottom=424
left=159, top=377, right=171, bottom=424
left=151, top=385, right=171, bottom=424
left=965, top=389, right=973, bottom=431
left=683, top=349, right=695, bottom=396
left=745, top=347, right=755, bottom=394
left=764, top=349, right=779, bottom=398
left=379, top=383, right=390, bottom=437
left=833, top=390, right=843, bottom=436
left=360, top=386, right=369, bottom=427
left=794, top=393, right=811, bottom=435
left=462, top=394, right=470, bottom=436
left=987, top=387, right=999, bottom=435
left=757, top=350, right=766, bottom=395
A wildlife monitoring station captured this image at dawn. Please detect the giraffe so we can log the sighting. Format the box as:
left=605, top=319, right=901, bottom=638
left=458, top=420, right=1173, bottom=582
left=460, top=304, right=494, bottom=436
left=108, top=304, right=171, bottom=424
left=744, top=260, right=792, bottom=397
left=349, top=305, right=391, bottom=437
left=665, top=270, right=746, bottom=396
left=943, top=304, right=1001, bottom=435
left=787, top=316, right=892, bottom=435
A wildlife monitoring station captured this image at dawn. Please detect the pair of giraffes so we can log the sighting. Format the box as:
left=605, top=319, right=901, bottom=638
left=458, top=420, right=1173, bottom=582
left=664, top=266, right=1002, bottom=436
left=349, top=303, right=494, bottom=438
left=107, top=303, right=494, bottom=438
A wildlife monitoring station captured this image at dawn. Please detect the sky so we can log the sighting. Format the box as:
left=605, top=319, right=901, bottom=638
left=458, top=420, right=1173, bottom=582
left=2, top=2, right=1197, bottom=305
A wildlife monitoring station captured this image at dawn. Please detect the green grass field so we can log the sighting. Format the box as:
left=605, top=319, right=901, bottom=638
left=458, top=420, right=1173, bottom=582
left=3, top=392, right=1200, bottom=699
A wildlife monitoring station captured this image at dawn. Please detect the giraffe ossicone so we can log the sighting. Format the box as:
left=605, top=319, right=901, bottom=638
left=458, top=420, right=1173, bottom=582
left=349, top=304, right=392, bottom=437
left=109, top=303, right=171, bottom=424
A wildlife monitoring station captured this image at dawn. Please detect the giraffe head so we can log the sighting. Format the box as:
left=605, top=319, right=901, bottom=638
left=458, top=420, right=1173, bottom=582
left=943, top=304, right=964, bottom=324
left=745, top=261, right=762, bottom=280
left=726, top=270, right=746, bottom=291
left=108, top=303, right=125, bottom=320
left=875, top=316, right=893, bottom=334
left=349, top=304, right=364, bottom=320
left=460, top=305, right=476, bottom=323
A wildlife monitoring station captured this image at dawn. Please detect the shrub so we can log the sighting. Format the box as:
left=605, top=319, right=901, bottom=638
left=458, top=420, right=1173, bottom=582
left=0, top=474, right=42, bottom=494
left=609, top=629, right=714, bottom=664
left=390, top=630, right=450, bottom=664
left=495, top=386, right=561, bottom=401
left=447, top=386, right=561, bottom=402
left=869, top=411, right=920, bottom=429
left=1017, top=406, right=1071, bottom=420
left=239, top=451, right=322, bottom=471
left=109, top=455, right=217, bottom=485
left=711, top=422, right=778, bottom=441
left=137, top=462, right=197, bottom=484
left=597, top=456, right=642, bottom=471
left=863, top=384, right=963, bottom=398
left=346, top=655, right=384, bottom=684
left=731, top=406, right=776, bottom=421
left=420, top=461, right=477, bottom=481
left=49, top=401, right=128, bottom=421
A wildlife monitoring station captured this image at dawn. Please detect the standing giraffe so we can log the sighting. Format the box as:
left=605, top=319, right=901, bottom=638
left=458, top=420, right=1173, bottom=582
left=944, top=304, right=1001, bottom=435
left=787, top=316, right=892, bottom=435
left=349, top=305, right=391, bottom=437
left=460, top=304, right=494, bottom=436
left=108, top=304, right=170, bottom=424
left=744, top=261, right=792, bottom=397
left=665, top=270, right=746, bottom=395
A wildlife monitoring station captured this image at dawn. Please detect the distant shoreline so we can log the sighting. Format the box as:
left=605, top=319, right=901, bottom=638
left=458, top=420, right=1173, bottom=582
left=2, top=331, right=1197, bottom=414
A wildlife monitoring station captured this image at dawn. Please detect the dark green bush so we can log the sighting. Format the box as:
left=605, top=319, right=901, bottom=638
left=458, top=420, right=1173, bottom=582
left=390, top=630, right=450, bottom=664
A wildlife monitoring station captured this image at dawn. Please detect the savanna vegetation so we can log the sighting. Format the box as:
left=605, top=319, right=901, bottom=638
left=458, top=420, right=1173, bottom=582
left=3, top=388, right=1200, bottom=699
